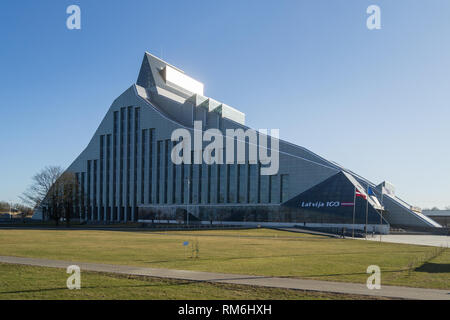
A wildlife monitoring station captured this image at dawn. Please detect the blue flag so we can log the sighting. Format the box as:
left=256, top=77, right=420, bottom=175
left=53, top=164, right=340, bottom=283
left=183, top=241, right=189, bottom=246
left=367, top=187, right=375, bottom=196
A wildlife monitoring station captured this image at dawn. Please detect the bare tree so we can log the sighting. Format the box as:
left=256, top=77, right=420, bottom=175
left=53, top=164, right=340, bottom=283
left=20, top=166, right=64, bottom=210
left=0, top=201, right=10, bottom=212
left=20, top=166, right=82, bottom=226
left=43, top=171, right=82, bottom=226
left=14, top=203, right=34, bottom=217
left=0, top=202, right=33, bottom=219
left=57, top=171, right=79, bottom=227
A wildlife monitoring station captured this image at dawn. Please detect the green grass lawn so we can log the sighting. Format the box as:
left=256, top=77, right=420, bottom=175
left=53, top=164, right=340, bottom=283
left=0, top=228, right=448, bottom=289
left=0, top=263, right=384, bottom=300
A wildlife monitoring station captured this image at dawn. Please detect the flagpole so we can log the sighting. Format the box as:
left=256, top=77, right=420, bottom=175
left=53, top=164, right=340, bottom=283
left=380, top=188, right=384, bottom=242
left=352, top=186, right=356, bottom=238
left=365, top=184, right=369, bottom=239
left=380, top=210, right=383, bottom=242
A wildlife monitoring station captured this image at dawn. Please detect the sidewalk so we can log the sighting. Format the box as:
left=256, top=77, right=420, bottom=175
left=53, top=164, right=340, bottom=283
left=364, top=234, right=450, bottom=247
left=1, top=255, right=449, bottom=300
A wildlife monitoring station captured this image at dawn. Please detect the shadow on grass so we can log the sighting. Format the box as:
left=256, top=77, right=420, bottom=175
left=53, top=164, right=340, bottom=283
left=0, top=280, right=196, bottom=295
left=139, top=249, right=428, bottom=265
left=284, top=268, right=408, bottom=279
left=58, top=247, right=447, bottom=267
left=415, top=263, right=450, bottom=274
left=0, top=226, right=321, bottom=240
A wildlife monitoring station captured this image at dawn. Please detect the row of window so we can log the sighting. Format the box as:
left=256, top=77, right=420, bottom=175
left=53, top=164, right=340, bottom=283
left=76, top=106, right=290, bottom=221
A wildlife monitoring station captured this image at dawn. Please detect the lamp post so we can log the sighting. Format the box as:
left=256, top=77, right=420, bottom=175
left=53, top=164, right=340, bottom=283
left=352, top=186, right=356, bottom=238
left=365, top=183, right=369, bottom=239
left=186, top=178, right=191, bottom=226
left=380, top=189, right=384, bottom=242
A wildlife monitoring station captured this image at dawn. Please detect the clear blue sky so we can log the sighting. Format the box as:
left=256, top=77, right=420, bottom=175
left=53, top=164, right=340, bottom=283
left=0, top=0, right=449, bottom=209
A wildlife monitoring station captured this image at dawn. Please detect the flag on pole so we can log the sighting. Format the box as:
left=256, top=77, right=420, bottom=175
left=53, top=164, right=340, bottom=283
left=355, top=189, right=367, bottom=199
left=367, top=186, right=375, bottom=196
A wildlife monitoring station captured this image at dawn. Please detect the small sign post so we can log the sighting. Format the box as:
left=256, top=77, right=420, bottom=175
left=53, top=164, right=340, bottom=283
left=183, top=241, right=189, bottom=258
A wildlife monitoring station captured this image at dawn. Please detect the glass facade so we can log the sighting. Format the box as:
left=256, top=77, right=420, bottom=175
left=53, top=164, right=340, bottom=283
left=280, top=174, right=289, bottom=203
left=172, top=141, right=177, bottom=204
left=134, top=108, right=139, bottom=221
left=141, top=129, right=146, bottom=204
left=52, top=53, right=422, bottom=230
left=87, top=160, right=91, bottom=220
left=282, top=172, right=387, bottom=225
left=99, top=135, right=104, bottom=221
left=126, top=106, right=132, bottom=221
left=148, top=129, right=154, bottom=204
left=106, top=134, right=111, bottom=220
left=81, top=172, right=85, bottom=220
left=113, top=111, right=118, bottom=220
left=119, top=107, right=125, bottom=220
left=164, top=139, right=169, bottom=204
left=93, top=159, right=97, bottom=220
left=74, top=105, right=387, bottom=228
left=156, top=140, right=161, bottom=204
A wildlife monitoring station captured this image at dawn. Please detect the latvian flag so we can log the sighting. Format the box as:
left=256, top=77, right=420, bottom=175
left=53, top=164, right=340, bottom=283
left=355, top=189, right=367, bottom=199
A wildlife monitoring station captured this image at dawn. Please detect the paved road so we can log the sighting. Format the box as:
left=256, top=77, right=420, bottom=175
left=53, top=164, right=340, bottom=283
left=364, top=234, right=450, bottom=247
left=0, top=255, right=449, bottom=300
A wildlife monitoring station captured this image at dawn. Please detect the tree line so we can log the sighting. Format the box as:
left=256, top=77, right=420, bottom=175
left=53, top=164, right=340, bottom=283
left=0, top=201, right=33, bottom=216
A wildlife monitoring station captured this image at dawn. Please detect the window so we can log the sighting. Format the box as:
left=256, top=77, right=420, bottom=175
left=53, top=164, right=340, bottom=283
left=100, top=135, right=104, bottom=220
left=141, top=129, right=146, bottom=204
left=75, top=173, right=80, bottom=218
left=268, top=174, right=274, bottom=203
left=280, top=174, right=289, bottom=203
left=156, top=140, right=162, bottom=204
left=226, top=164, right=231, bottom=203
left=106, top=134, right=111, bottom=220
left=207, top=155, right=212, bottom=204
left=172, top=141, right=176, bottom=203
left=93, top=160, right=97, bottom=220
left=180, top=155, right=185, bottom=203
left=87, top=160, right=91, bottom=220
left=238, top=164, right=246, bottom=203
left=126, top=107, right=132, bottom=220
left=148, top=129, right=154, bottom=203
left=113, top=111, right=118, bottom=217
left=81, top=172, right=85, bottom=219
left=134, top=108, right=140, bottom=218
left=164, top=139, right=169, bottom=203
left=216, top=164, right=220, bottom=203
left=257, top=162, right=261, bottom=203
left=198, top=161, right=202, bottom=203
left=119, top=108, right=125, bottom=220
left=187, top=151, right=192, bottom=203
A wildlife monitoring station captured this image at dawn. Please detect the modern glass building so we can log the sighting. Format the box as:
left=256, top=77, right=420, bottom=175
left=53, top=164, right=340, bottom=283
left=33, top=53, right=441, bottom=233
